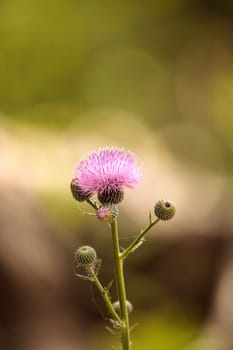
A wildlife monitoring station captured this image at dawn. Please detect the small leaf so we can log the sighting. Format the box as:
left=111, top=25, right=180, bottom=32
left=75, top=273, right=94, bottom=282
left=105, top=326, right=118, bottom=336
left=94, top=259, right=102, bottom=276
left=149, top=210, right=152, bottom=224
left=130, top=322, right=139, bottom=332
left=109, top=318, right=121, bottom=329
left=106, top=279, right=113, bottom=292
left=131, top=238, right=145, bottom=252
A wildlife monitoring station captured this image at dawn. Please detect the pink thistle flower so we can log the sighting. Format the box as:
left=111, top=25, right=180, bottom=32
left=72, top=147, right=142, bottom=204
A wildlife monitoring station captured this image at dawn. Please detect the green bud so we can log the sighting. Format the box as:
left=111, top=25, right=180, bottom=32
left=70, top=181, right=91, bottom=202
left=75, top=246, right=97, bottom=265
left=154, top=199, right=176, bottom=221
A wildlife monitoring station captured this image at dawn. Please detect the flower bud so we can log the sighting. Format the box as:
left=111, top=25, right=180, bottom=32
left=154, top=199, right=176, bottom=221
left=75, top=246, right=97, bottom=265
left=96, top=205, right=118, bottom=223
left=112, top=300, right=133, bottom=314
left=70, top=180, right=91, bottom=202
left=98, top=188, right=124, bottom=205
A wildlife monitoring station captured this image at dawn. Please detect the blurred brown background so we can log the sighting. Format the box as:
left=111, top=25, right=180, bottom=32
left=0, top=0, right=233, bottom=349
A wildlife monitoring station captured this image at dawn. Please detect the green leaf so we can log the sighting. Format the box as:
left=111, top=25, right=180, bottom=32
left=94, top=259, right=102, bottom=276
left=106, top=279, right=113, bottom=292
left=105, top=326, right=118, bottom=336
left=75, top=273, right=94, bottom=282
left=131, top=238, right=145, bottom=253
left=149, top=210, right=152, bottom=224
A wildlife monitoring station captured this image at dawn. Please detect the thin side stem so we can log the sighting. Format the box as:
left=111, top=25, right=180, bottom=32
left=111, top=219, right=131, bottom=350
left=86, top=198, right=99, bottom=210
left=121, top=218, right=160, bottom=260
left=86, top=265, right=121, bottom=324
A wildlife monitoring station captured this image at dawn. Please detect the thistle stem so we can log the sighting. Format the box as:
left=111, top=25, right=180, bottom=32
left=86, top=198, right=99, bottom=210
left=111, top=219, right=131, bottom=350
left=86, top=265, right=121, bottom=323
left=121, top=218, right=160, bottom=260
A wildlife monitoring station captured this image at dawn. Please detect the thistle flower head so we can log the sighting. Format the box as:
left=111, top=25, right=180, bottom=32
left=72, top=147, right=142, bottom=204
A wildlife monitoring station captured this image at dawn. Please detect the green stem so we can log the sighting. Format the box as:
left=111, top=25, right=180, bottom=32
left=111, top=219, right=131, bottom=350
left=86, top=198, right=99, bottom=210
left=86, top=265, right=121, bottom=324
left=121, top=218, right=160, bottom=260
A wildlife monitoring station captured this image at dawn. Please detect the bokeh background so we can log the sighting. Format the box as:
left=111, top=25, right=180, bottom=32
left=0, top=0, right=233, bottom=349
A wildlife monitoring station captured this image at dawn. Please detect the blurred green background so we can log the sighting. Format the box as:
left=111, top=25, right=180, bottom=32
left=0, top=0, right=233, bottom=350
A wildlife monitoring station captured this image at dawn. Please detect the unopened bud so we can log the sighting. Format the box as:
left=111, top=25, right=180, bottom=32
left=96, top=205, right=118, bottom=223
left=70, top=180, right=91, bottom=202
left=75, top=246, right=97, bottom=265
left=154, top=199, right=176, bottom=221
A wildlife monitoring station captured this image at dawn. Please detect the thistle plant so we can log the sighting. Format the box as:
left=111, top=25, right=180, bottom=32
left=71, top=147, right=176, bottom=350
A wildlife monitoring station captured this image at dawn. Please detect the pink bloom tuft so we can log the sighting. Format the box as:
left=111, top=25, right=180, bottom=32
left=72, top=147, right=142, bottom=200
left=96, top=205, right=118, bottom=223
